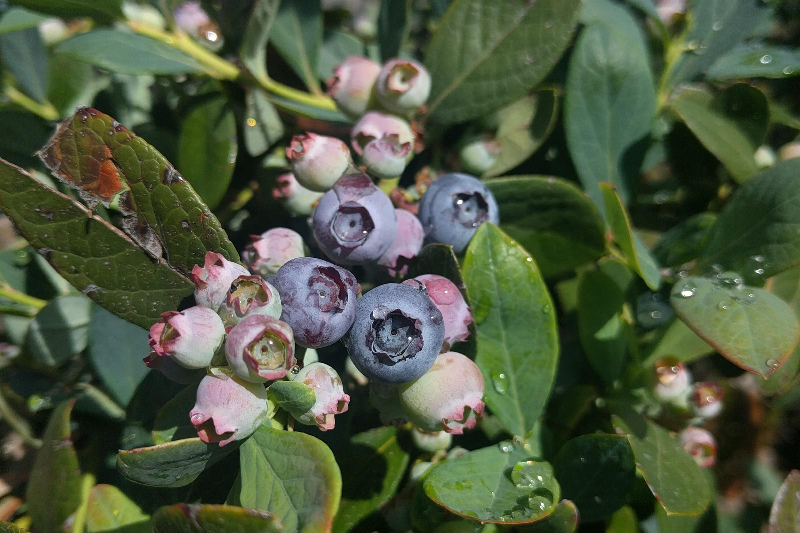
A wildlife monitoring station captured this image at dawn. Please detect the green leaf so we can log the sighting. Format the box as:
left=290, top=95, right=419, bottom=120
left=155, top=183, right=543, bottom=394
left=763, top=266, right=800, bottom=394
left=408, top=243, right=464, bottom=286
left=178, top=94, right=237, bottom=210
left=86, top=484, right=150, bottom=533
left=0, top=522, right=28, bottom=532
left=243, top=88, right=285, bottom=157
left=708, top=43, right=800, bottom=80
left=517, top=500, right=579, bottom=533
left=378, top=0, right=411, bottom=61
left=269, top=0, right=323, bottom=94
left=48, top=53, right=98, bottom=119
left=234, top=426, right=341, bottom=533
left=423, top=443, right=560, bottom=524
left=697, top=159, right=800, bottom=283
left=577, top=270, right=627, bottom=383
left=116, top=438, right=238, bottom=488
left=770, top=470, right=800, bottom=533
left=670, top=86, right=765, bottom=182
left=38, top=107, right=239, bottom=276
left=652, top=213, right=717, bottom=268
left=423, top=0, right=581, bottom=124
left=665, top=0, right=772, bottom=88
left=671, top=275, right=800, bottom=377
left=8, top=0, right=123, bottom=23
left=26, top=401, right=84, bottom=533
left=463, top=223, right=559, bottom=438
left=552, top=435, right=635, bottom=522
left=643, top=318, right=714, bottom=366
left=268, top=380, right=315, bottom=420
left=0, top=7, right=47, bottom=34
left=600, top=183, right=661, bottom=290
left=606, top=506, right=638, bottom=533
left=25, top=295, right=91, bottom=367
left=152, top=504, right=282, bottom=533
left=487, top=176, right=606, bottom=278
left=87, top=305, right=150, bottom=407
left=240, top=0, right=280, bottom=83
left=57, top=30, right=204, bottom=75
left=565, top=4, right=656, bottom=211
left=0, top=158, right=194, bottom=330
left=622, top=0, right=661, bottom=23
left=655, top=499, right=717, bottom=533
left=318, top=29, right=363, bottom=81
left=483, top=91, right=560, bottom=179
left=332, top=427, right=410, bottom=533
left=611, top=408, right=712, bottom=516
left=0, top=28, right=48, bottom=103
left=152, top=383, right=198, bottom=445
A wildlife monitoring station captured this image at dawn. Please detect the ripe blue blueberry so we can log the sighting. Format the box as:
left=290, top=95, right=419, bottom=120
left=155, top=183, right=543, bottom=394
left=312, top=173, right=398, bottom=265
left=271, top=257, right=358, bottom=349
left=417, top=173, right=499, bottom=253
left=345, top=283, right=444, bottom=385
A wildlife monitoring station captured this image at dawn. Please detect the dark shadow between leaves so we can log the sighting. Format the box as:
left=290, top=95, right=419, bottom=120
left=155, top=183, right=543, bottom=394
left=337, top=442, right=389, bottom=500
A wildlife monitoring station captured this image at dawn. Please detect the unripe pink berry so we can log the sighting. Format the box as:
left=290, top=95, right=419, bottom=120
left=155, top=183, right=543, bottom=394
left=286, top=133, right=353, bottom=192
left=225, top=314, right=296, bottom=383
left=291, top=362, right=350, bottom=431
left=327, top=56, right=381, bottom=118
left=678, top=426, right=717, bottom=468
left=654, top=357, right=692, bottom=402
left=378, top=209, right=424, bottom=277
left=690, top=382, right=724, bottom=419
left=399, top=351, right=485, bottom=434
left=404, top=274, right=472, bottom=349
left=217, top=275, right=282, bottom=326
left=191, top=251, right=249, bottom=311
left=242, top=227, right=306, bottom=277
left=148, top=306, right=225, bottom=369
left=272, top=173, right=324, bottom=217
left=375, top=59, right=432, bottom=116
left=189, top=374, right=270, bottom=446
left=361, top=136, right=411, bottom=179
left=351, top=111, right=414, bottom=157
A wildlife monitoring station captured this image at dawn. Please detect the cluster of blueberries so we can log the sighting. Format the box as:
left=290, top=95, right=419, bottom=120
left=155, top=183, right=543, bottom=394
left=143, top=55, right=502, bottom=446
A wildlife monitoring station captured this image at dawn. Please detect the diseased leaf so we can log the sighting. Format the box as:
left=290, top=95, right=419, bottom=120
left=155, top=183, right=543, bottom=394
left=769, top=470, right=800, bottom=533
left=25, top=295, right=91, bottom=367
left=0, top=27, right=48, bottom=103
left=552, top=435, right=635, bottom=522
left=423, top=443, right=560, bottom=524
left=38, top=107, right=238, bottom=276
left=240, top=0, right=281, bottom=83
left=669, top=86, right=761, bottom=183
left=462, top=223, right=559, bottom=437
left=697, top=159, right=800, bottom=283
left=8, top=0, right=123, bottom=22
left=611, top=408, right=712, bottom=516
left=424, top=0, right=581, bottom=124
left=26, top=401, right=83, bottom=533
left=86, top=484, right=150, bottom=533
left=708, top=43, right=800, bottom=80
left=152, top=504, right=282, bottom=533
left=333, top=427, right=410, bottom=533
left=600, top=183, right=661, bottom=290
left=56, top=30, right=205, bottom=75
left=0, top=158, right=194, bottom=330
left=671, top=275, right=800, bottom=377
left=565, top=0, right=656, bottom=210
left=269, top=0, right=323, bottom=94
left=487, top=176, right=606, bottom=278
left=483, top=91, right=560, bottom=179
left=577, top=270, right=627, bottom=384
left=87, top=305, right=150, bottom=407
left=178, top=94, right=237, bottom=210
left=117, top=438, right=238, bottom=488
left=233, top=426, right=341, bottom=533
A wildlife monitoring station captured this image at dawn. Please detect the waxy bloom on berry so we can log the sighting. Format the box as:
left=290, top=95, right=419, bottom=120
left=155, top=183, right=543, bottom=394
left=286, top=133, right=353, bottom=192
left=327, top=56, right=381, bottom=118
left=272, top=173, right=324, bottom=217
left=190, top=374, right=271, bottom=446
left=404, top=274, right=472, bottom=349
left=378, top=209, right=424, bottom=277
left=375, top=59, right=432, bottom=116
left=148, top=306, right=225, bottom=369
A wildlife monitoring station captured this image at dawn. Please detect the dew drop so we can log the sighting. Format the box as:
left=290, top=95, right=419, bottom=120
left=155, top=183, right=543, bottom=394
left=492, top=373, right=509, bottom=394
left=717, top=301, right=732, bottom=311
left=541, top=304, right=552, bottom=313
left=498, top=440, right=514, bottom=453
left=679, top=283, right=697, bottom=298
left=760, top=54, right=773, bottom=64
left=650, top=310, right=662, bottom=319
left=767, top=359, right=779, bottom=369
left=712, top=21, right=724, bottom=31
left=784, top=66, right=794, bottom=75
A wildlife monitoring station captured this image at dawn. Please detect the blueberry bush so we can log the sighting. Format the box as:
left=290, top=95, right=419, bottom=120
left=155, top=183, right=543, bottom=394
left=1, top=0, right=800, bottom=532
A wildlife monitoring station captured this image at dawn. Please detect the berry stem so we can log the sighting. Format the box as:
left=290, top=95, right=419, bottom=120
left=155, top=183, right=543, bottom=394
left=0, top=285, right=47, bottom=311
left=4, top=86, right=59, bottom=122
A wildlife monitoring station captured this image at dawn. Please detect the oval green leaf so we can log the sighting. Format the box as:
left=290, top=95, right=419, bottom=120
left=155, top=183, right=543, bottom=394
left=708, top=44, right=800, bottom=80
left=152, top=504, right=282, bottom=533
left=770, top=470, right=800, bottom=533
left=552, top=435, right=635, bottom=522
left=463, top=223, right=559, bottom=437
left=86, top=484, right=150, bottom=533
left=517, top=500, right=579, bottom=533
left=269, top=0, right=323, bottom=94
left=577, top=270, right=628, bottom=384
left=423, top=443, right=560, bottom=524
left=268, top=380, right=316, bottom=420
left=233, top=426, right=341, bottom=533
left=152, top=383, right=199, bottom=445
left=763, top=266, right=800, bottom=395
left=486, top=176, right=606, bottom=278
left=671, top=275, right=800, bottom=377
left=423, top=0, right=581, bottom=124
left=243, top=88, right=285, bottom=157
left=8, top=0, right=123, bottom=23
left=25, top=294, right=91, bottom=367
